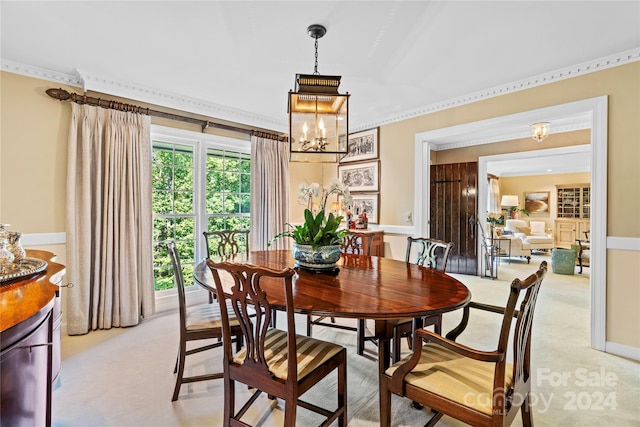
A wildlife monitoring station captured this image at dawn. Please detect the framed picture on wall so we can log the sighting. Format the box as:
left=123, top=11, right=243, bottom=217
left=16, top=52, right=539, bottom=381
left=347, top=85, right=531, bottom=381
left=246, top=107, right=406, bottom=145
left=524, top=191, right=550, bottom=214
left=340, top=128, right=379, bottom=163
left=338, top=161, right=379, bottom=192
left=339, top=193, right=379, bottom=224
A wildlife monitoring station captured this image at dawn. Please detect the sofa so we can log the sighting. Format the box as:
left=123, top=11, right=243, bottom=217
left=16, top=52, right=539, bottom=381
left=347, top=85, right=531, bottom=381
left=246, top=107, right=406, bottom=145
left=498, top=235, right=532, bottom=263
left=505, top=219, right=554, bottom=252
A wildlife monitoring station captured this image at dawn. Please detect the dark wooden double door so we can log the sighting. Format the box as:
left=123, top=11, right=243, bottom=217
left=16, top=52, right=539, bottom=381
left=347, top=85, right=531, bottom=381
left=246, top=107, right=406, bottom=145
left=430, top=162, right=478, bottom=275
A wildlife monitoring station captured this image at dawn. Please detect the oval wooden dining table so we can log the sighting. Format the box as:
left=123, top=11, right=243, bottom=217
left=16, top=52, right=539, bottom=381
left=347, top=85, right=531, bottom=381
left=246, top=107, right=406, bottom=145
left=193, top=250, right=471, bottom=375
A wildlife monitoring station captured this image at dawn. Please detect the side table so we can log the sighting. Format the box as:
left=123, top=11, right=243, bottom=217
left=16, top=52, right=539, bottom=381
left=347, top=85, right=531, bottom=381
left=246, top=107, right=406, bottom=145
left=493, top=237, right=512, bottom=265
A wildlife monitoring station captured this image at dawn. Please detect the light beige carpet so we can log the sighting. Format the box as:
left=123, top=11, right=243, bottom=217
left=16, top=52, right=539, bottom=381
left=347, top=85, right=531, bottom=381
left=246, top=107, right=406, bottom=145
left=52, top=253, right=640, bottom=426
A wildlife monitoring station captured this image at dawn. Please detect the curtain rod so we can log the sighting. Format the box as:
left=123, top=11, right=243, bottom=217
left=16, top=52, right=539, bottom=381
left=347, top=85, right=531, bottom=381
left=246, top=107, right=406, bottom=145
left=45, top=88, right=288, bottom=142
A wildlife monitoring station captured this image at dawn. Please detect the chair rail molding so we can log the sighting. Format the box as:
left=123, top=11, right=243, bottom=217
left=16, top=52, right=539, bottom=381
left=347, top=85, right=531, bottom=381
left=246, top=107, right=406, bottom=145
left=22, top=232, right=66, bottom=246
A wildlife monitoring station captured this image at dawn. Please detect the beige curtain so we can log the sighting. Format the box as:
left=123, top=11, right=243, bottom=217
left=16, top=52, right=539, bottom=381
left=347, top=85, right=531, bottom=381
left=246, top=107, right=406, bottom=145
left=66, top=103, right=155, bottom=335
left=250, top=136, right=289, bottom=250
left=488, top=176, right=501, bottom=214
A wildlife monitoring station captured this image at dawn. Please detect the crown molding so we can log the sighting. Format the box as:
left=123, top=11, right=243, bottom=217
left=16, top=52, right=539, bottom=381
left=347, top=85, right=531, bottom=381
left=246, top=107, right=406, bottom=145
left=1, top=59, right=83, bottom=87
left=353, top=48, right=640, bottom=132
left=3, top=48, right=638, bottom=133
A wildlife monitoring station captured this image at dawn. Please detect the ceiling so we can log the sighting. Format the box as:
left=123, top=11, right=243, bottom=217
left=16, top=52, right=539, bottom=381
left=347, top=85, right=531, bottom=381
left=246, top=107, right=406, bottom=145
left=486, top=147, right=591, bottom=177
left=2, top=1, right=638, bottom=136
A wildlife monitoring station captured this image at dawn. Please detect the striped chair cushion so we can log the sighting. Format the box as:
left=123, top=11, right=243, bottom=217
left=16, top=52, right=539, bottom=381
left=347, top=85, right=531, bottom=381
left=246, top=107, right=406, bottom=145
left=385, top=342, right=513, bottom=415
left=185, top=302, right=238, bottom=331
left=233, top=328, right=344, bottom=381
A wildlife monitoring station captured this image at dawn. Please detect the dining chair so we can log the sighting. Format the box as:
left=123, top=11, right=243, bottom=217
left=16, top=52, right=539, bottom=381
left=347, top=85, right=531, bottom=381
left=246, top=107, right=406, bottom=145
left=167, top=241, right=242, bottom=402
left=391, top=237, right=454, bottom=363
left=203, top=229, right=249, bottom=303
left=307, top=231, right=375, bottom=357
left=207, top=260, right=347, bottom=426
left=380, top=261, right=547, bottom=427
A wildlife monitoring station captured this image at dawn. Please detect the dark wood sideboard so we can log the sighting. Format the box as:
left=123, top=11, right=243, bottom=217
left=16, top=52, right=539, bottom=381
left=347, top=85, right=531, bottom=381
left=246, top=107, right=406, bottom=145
left=0, top=250, right=65, bottom=427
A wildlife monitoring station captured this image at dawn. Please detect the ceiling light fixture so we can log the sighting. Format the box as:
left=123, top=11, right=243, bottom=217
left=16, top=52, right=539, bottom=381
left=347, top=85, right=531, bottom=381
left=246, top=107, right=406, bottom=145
left=288, top=24, right=350, bottom=162
left=531, top=122, right=550, bottom=142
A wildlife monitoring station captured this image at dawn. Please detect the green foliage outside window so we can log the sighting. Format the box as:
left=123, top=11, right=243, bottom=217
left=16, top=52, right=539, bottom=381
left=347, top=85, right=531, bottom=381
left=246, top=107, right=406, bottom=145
left=151, top=142, right=251, bottom=291
left=205, top=148, right=251, bottom=253
left=152, top=142, right=196, bottom=290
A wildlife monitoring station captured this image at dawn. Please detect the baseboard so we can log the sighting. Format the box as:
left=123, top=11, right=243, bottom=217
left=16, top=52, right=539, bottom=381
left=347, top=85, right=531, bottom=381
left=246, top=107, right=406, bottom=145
left=154, top=287, right=209, bottom=313
left=605, top=341, right=640, bottom=361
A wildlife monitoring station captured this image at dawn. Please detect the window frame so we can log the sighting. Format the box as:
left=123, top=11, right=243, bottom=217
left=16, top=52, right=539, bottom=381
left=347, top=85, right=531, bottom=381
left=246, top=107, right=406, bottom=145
left=151, top=125, right=251, bottom=308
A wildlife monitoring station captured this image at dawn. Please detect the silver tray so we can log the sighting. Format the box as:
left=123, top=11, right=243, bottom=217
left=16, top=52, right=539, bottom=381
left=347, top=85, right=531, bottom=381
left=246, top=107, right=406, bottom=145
left=0, top=258, right=48, bottom=283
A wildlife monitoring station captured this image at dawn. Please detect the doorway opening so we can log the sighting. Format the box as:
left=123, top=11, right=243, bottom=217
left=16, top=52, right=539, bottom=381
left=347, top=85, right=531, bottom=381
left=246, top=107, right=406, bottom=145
left=413, top=96, right=607, bottom=350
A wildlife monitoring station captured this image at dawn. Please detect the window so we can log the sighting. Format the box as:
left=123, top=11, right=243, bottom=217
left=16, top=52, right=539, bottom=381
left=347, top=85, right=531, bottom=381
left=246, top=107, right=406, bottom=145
left=205, top=148, right=251, bottom=231
left=151, top=127, right=251, bottom=292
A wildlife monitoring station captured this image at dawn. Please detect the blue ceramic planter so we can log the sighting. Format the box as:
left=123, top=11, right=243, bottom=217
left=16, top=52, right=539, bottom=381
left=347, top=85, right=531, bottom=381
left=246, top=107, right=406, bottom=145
left=291, top=243, right=341, bottom=272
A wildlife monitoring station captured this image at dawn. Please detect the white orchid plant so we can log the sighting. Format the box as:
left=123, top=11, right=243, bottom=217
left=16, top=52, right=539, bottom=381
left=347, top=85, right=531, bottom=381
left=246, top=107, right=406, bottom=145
left=270, top=180, right=352, bottom=248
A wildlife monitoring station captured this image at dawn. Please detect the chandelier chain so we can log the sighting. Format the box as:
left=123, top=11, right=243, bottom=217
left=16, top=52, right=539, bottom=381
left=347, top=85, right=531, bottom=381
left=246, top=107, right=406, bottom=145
left=314, top=38, right=319, bottom=75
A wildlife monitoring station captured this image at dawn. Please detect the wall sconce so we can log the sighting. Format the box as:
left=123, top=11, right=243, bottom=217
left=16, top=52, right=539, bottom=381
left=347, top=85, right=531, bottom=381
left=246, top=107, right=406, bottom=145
left=531, top=122, right=550, bottom=142
left=288, top=24, right=350, bottom=163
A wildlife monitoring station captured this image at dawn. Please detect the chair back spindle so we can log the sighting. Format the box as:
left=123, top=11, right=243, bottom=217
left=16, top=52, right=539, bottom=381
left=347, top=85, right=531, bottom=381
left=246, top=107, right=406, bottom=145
left=405, top=237, right=453, bottom=271
left=341, top=231, right=373, bottom=255
left=208, top=261, right=297, bottom=380
left=203, top=229, right=250, bottom=258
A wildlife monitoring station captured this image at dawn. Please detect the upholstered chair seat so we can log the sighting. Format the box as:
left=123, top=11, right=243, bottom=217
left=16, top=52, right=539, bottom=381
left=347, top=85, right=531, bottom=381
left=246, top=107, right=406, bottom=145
left=233, top=328, right=345, bottom=381
left=386, top=343, right=514, bottom=415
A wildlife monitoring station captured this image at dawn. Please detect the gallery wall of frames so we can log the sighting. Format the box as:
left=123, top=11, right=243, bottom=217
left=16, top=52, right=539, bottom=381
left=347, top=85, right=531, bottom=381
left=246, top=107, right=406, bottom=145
left=338, top=128, right=380, bottom=224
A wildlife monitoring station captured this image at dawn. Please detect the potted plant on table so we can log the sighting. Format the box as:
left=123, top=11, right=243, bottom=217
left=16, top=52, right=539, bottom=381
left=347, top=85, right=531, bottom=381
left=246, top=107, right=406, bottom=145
left=269, top=180, right=352, bottom=272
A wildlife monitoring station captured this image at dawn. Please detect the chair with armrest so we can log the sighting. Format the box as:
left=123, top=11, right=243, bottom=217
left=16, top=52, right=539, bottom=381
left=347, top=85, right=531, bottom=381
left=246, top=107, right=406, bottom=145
left=203, top=229, right=250, bottom=302
left=391, top=237, right=454, bottom=363
left=380, top=261, right=547, bottom=427
left=207, top=260, right=347, bottom=426
left=167, top=241, right=242, bottom=402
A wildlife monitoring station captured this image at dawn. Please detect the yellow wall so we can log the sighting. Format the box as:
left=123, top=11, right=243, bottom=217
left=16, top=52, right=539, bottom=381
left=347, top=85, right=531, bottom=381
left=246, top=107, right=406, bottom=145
left=2, top=61, right=638, bottom=349
left=0, top=73, right=71, bottom=231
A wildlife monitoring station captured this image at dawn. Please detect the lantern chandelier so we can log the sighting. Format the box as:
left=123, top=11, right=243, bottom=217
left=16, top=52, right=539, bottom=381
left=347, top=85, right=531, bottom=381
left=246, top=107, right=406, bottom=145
left=288, top=24, right=350, bottom=162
